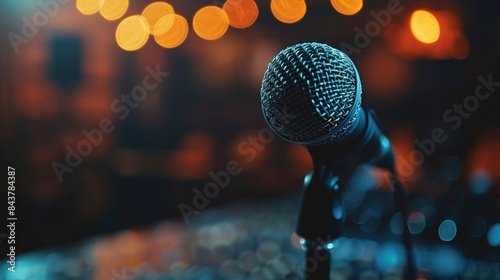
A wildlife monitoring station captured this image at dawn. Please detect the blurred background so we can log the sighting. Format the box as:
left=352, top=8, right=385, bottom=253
left=0, top=0, right=499, bottom=279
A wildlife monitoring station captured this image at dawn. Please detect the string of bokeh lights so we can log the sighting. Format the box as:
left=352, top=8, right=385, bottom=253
left=76, top=0, right=441, bottom=53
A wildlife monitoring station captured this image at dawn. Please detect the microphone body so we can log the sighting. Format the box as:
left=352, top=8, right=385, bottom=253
left=260, top=42, right=395, bottom=171
left=260, top=42, right=396, bottom=242
left=307, top=107, right=394, bottom=171
left=297, top=107, right=394, bottom=242
left=260, top=42, right=415, bottom=279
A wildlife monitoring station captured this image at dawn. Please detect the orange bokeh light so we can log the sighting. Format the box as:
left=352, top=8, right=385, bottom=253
left=270, top=0, right=306, bottom=24
left=330, top=0, right=363, bottom=16
left=154, top=14, right=176, bottom=36
left=115, top=15, right=149, bottom=51
left=385, top=9, right=469, bottom=60
left=193, top=6, right=229, bottom=40
left=411, top=10, right=440, bottom=44
left=388, top=126, right=419, bottom=186
left=223, top=0, right=259, bottom=29
left=154, top=14, right=189, bottom=48
left=467, top=131, right=500, bottom=185
left=76, top=0, right=103, bottom=15
left=142, top=2, right=175, bottom=35
left=99, top=0, right=128, bottom=21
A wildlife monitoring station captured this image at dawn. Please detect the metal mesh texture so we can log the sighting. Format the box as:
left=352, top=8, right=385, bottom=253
left=260, top=42, right=361, bottom=146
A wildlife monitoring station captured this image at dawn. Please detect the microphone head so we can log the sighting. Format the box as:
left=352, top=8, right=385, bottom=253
left=260, top=42, right=362, bottom=146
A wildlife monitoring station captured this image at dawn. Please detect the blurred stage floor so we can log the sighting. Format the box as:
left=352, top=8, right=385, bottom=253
left=1, top=194, right=499, bottom=280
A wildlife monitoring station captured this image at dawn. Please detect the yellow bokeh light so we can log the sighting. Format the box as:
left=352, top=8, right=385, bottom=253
left=270, top=0, right=306, bottom=24
left=115, top=15, right=150, bottom=51
left=77, top=0, right=103, bottom=15
left=155, top=14, right=189, bottom=48
left=330, top=0, right=363, bottom=16
left=193, top=6, right=229, bottom=40
left=411, top=10, right=440, bottom=44
left=142, top=2, right=175, bottom=35
left=99, top=0, right=128, bottom=21
left=223, top=0, right=259, bottom=29
left=155, top=14, right=176, bottom=35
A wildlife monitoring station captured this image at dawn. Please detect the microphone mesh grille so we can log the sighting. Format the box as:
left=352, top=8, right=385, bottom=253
left=261, top=42, right=361, bottom=145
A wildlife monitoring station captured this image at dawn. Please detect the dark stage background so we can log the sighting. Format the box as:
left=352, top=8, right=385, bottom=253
left=0, top=0, right=499, bottom=279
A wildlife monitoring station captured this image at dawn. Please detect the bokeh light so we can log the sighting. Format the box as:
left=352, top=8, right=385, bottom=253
left=487, top=223, right=500, bottom=247
left=223, top=0, right=259, bottom=29
left=270, top=0, right=306, bottom=24
left=438, top=220, right=457, bottom=242
left=386, top=9, right=469, bottom=60
left=407, top=212, right=426, bottom=235
left=469, top=169, right=491, bottom=195
left=154, top=14, right=177, bottom=36
left=193, top=6, right=229, bottom=40
left=413, top=246, right=429, bottom=269
left=375, top=243, right=405, bottom=274
left=411, top=10, right=440, bottom=44
left=76, top=0, right=103, bottom=15
left=343, top=165, right=378, bottom=215
left=430, top=247, right=464, bottom=277
left=99, top=0, right=128, bottom=21
left=330, top=0, right=363, bottom=16
left=467, top=132, right=500, bottom=184
left=351, top=203, right=370, bottom=225
left=337, top=237, right=366, bottom=261
left=115, top=15, right=149, bottom=51
left=142, top=2, right=175, bottom=35
left=303, top=172, right=312, bottom=187
left=154, top=14, right=189, bottom=49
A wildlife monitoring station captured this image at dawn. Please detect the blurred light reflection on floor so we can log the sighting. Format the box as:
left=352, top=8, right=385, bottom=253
left=2, top=193, right=499, bottom=280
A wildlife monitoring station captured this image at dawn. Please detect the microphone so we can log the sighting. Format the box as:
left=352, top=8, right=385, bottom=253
left=260, top=42, right=415, bottom=279
left=261, top=42, right=395, bottom=173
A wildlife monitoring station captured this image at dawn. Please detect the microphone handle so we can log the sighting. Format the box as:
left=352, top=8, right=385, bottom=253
left=307, top=108, right=396, bottom=173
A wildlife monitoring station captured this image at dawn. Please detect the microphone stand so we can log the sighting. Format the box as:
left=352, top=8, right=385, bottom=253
left=296, top=162, right=416, bottom=280
left=296, top=155, right=343, bottom=280
left=295, top=109, right=416, bottom=280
